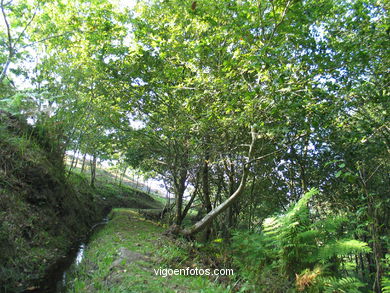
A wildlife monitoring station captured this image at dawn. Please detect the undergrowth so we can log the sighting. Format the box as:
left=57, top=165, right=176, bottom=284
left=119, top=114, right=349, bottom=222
left=231, top=189, right=370, bottom=293
left=0, top=112, right=162, bottom=292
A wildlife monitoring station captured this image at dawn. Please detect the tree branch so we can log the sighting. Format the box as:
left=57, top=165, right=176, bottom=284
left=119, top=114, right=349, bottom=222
left=1, top=0, right=12, bottom=49
left=21, top=32, right=73, bottom=49
left=14, top=7, right=37, bottom=47
left=181, top=126, right=257, bottom=236
left=267, top=0, right=293, bottom=42
left=245, top=149, right=282, bottom=166
left=181, top=176, right=200, bottom=221
left=0, top=0, right=13, bottom=82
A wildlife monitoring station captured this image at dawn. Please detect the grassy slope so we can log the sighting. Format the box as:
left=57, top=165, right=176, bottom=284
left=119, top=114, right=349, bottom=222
left=66, top=209, right=230, bottom=293
left=0, top=112, right=95, bottom=291
left=0, top=112, right=163, bottom=292
left=66, top=162, right=165, bottom=214
left=66, top=157, right=166, bottom=206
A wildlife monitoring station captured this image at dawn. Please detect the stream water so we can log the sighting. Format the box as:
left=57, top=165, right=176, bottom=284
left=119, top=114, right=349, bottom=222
left=26, top=216, right=109, bottom=293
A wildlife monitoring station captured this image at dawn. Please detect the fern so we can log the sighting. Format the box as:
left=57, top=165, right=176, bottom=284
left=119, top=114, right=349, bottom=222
left=317, top=239, right=371, bottom=262
left=232, top=188, right=370, bottom=292
left=321, top=276, right=364, bottom=293
left=382, top=254, right=390, bottom=293
left=382, top=277, right=390, bottom=293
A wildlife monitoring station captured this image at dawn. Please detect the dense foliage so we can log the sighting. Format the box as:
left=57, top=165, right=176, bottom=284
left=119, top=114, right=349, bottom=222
left=1, top=0, right=388, bottom=292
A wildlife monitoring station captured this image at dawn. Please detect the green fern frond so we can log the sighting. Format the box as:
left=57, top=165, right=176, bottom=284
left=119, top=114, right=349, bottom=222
left=318, top=239, right=371, bottom=261
left=263, top=188, right=319, bottom=235
left=297, top=230, right=320, bottom=241
left=321, top=276, right=364, bottom=293
left=262, top=217, right=280, bottom=233
left=285, top=188, right=319, bottom=220
left=313, top=215, right=348, bottom=233
left=382, top=277, right=390, bottom=293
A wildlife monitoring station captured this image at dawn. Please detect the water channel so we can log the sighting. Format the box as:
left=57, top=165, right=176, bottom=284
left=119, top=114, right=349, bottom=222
left=26, top=216, right=109, bottom=293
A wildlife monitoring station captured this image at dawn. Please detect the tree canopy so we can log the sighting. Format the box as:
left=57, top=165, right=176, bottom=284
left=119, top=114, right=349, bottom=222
left=1, top=0, right=389, bottom=292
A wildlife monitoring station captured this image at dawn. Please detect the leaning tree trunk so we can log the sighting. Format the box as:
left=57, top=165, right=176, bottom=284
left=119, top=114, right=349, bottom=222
left=181, top=127, right=257, bottom=237
left=181, top=174, right=200, bottom=221
left=182, top=164, right=250, bottom=236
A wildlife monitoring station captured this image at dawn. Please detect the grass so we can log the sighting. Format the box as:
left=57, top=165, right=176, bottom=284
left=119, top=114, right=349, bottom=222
left=66, top=156, right=165, bottom=195
left=65, top=156, right=167, bottom=209
left=66, top=209, right=231, bottom=293
left=0, top=112, right=165, bottom=291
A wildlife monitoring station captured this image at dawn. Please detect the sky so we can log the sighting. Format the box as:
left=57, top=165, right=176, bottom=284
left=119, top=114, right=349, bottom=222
left=112, top=0, right=137, bottom=9
left=1, top=0, right=170, bottom=194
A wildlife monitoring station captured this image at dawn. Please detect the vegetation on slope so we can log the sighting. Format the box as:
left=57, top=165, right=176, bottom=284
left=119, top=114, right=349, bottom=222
left=0, top=111, right=162, bottom=292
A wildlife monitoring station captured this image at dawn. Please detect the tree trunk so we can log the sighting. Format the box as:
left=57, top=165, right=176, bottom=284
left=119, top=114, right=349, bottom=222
left=181, top=187, right=198, bottom=221
left=369, top=197, right=384, bottom=293
left=69, top=153, right=76, bottom=171
left=359, top=253, right=365, bottom=279
left=248, top=175, right=256, bottom=230
left=81, top=153, right=86, bottom=173
left=90, top=155, right=97, bottom=187
left=202, top=143, right=212, bottom=213
left=182, top=164, right=250, bottom=236
left=74, top=154, right=79, bottom=170
left=181, top=127, right=257, bottom=236
left=173, top=147, right=189, bottom=225
left=119, top=166, right=127, bottom=187
left=67, top=151, right=79, bottom=177
left=174, top=179, right=186, bottom=225
left=202, top=147, right=213, bottom=240
left=0, top=57, right=12, bottom=83
left=360, top=169, right=384, bottom=293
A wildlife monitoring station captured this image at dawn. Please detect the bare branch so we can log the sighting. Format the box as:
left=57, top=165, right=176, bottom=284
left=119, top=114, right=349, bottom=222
left=366, top=163, right=384, bottom=184
left=267, top=0, right=293, bottom=42
left=245, top=149, right=282, bottom=166
left=0, top=0, right=13, bottom=82
left=14, top=7, right=38, bottom=48
left=21, top=32, right=72, bottom=49
left=1, top=0, right=12, bottom=50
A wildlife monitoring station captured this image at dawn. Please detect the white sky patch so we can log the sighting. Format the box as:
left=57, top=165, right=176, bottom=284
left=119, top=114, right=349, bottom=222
left=126, top=112, right=146, bottom=129
left=110, top=0, right=138, bottom=9
left=130, top=119, right=146, bottom=129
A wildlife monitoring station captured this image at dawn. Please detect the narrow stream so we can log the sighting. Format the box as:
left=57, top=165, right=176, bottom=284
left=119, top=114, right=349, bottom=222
left=56, top=243, right=86, bottom=293
left=27, top=216, right=109, bottom=293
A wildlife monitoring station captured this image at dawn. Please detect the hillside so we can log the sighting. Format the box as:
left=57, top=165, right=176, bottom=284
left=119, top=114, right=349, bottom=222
left=0, top=111, right=162, bottom=292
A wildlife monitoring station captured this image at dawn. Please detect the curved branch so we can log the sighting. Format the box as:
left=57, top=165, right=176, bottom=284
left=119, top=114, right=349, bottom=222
left=0, top=0, right=13, bottom=82
left=181, top=126, right=257, bottom=236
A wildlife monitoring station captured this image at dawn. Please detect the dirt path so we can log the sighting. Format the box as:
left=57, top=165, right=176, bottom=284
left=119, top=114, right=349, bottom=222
left=65, top=209, right=230, bottom=293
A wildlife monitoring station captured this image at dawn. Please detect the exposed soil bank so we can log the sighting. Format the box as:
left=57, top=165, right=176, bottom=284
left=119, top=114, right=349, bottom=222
left=0, top=111, right=98, bottom=292
left=0, top=112, right=162, bottom=292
